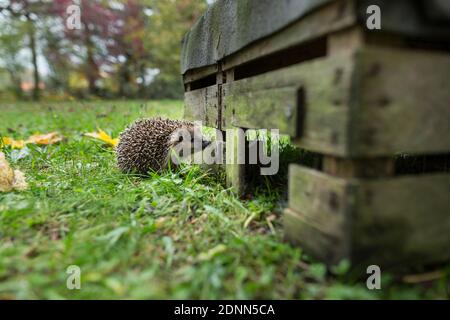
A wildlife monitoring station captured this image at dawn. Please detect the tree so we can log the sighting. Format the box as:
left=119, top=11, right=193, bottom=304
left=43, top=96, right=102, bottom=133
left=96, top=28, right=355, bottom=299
left=0, top=0, right=211, bottom=100
left=51, top=0, right=147, bottom=97
left=143, top=0, right=207, bottom=99
left=0, top=18, right=26, bottom=99
left=0, top=0, right=52, bottom=100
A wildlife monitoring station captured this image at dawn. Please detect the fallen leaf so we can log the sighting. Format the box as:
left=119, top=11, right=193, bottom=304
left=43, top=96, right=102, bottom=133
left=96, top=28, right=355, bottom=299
left=0, top=151, right=28, bottom=192
left=2, top=132, right=63, bottom=149
left=0, top=152, right=14, bottom=192
left=26, top=132, right=63, bottom=145
left=84, top=129, right=119, bottom=148
left=2, top=137, right=26, bottom=149
left=12, top=169, right=28, bottom=191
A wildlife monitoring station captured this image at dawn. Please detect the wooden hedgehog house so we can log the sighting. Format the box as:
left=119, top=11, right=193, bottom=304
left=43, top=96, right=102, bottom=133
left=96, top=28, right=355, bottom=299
left=181, top=0, right=450, bottom=270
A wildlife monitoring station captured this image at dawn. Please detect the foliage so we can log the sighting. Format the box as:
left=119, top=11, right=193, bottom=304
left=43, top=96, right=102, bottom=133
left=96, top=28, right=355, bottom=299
left=0, top=9, right=27, bottom=99
left=143, top=0, right=207, bottom=99
left=0, top=101, right=448, bottom=299
left=0, top=0, right=209, bottom=100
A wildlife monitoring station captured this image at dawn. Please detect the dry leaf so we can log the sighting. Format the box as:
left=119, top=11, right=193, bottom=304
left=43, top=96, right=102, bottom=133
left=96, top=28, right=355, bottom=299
left=0, top=151, right=28, bottom=192
left=84, top=129, right=119, bottom=147
left=12, top=169, right=28, bottom=191
left=0, top=152, right=14, bottom=192
left=2, top=132, right=63, bottom=149
left=26, top=132, right=63, bottom=145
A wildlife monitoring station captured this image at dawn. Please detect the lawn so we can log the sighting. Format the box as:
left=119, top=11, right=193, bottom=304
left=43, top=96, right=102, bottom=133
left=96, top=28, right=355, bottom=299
left=0, top=100, right=448, bottom=299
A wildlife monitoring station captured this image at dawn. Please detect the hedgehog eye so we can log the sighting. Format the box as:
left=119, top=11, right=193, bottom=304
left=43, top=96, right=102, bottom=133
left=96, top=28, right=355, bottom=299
left=178, top=136, right=183, bottom=142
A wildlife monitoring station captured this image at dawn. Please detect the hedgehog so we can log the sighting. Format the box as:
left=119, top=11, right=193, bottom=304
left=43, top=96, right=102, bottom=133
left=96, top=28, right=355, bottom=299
left=116, top=118, right=211, bottom=174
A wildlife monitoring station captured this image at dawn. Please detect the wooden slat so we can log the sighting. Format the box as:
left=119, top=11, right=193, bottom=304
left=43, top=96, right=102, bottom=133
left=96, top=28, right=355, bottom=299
left=182, top=0, right=450, bottom=74
left=222, top=45, right=450, bottom=157
left=352, top=173, right=450, bottom=269
left=225, top=128, right=247, bottom=195
left=183, top=64, right=218, bottom=84
left=286, top=165, right=353, bottom=265
left=222, top=0, right=357, bottom=71
left=356, top=0, right=450, bottom=40
left=222, top=52, right=356, bottom=156
left=350, top=46, right=450, bottom=156
left=285, top=164, right=450, bottom=268
left=181, top=0, right=336, bottom=74
left=184, top=85, right=219, bottom=128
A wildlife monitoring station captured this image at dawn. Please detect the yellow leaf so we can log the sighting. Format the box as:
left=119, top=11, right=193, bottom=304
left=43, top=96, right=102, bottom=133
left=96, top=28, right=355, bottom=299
left=1, top=137, right=12, bottom=146
left=84, top=129, right=119, bottom=148
left=26, top=132, right=63, bottom=145
left=2, top=137, right=26, bottom=149
left=2, top=132, right=62, bottom=149
left=0, top=151, right=28, bottom=192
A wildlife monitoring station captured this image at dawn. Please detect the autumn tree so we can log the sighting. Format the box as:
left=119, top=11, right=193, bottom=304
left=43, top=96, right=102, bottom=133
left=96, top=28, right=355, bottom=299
left=0, top=0, right=210, bottom=99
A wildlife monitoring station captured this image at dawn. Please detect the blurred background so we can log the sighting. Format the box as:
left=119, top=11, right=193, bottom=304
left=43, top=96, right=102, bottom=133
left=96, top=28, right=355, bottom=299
left=0, top=0, right=214, bottom=102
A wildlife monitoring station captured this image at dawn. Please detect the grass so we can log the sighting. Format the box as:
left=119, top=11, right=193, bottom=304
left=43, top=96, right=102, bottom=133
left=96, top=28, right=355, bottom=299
left=0, top=100, right=448, bottom=299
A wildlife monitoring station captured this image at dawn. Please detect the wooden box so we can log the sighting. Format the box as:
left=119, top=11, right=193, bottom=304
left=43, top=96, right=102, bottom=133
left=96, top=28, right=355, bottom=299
left=181, top=0, right=450, bottom=269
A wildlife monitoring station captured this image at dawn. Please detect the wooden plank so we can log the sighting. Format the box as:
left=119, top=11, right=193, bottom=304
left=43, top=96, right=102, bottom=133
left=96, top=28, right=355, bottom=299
left=222, top=51, right=356, bottom=156
left=225, top=128, right=247, bottom=195
left=222, top=0, right=357, bottom=70
left=182, top=0, right=450, bottom=74
left=223, top=45, right=450, bottom=157
left=285, top=164, right=450, bottom=268
left=350, top=46, right=450, bottom=156
left=356, top=0, right=450, bottom=40
left=183, top=64, right=218, bottom=84
left=181, top=0, right=334, bottom=73
left=352, top=173, right=450, bottom=269
left=184, top=85, right=219, bottom=128
left=285, top=165, right=353, bottom=265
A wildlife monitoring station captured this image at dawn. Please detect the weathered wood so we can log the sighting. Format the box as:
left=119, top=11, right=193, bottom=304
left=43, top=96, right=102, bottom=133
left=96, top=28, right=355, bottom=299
left=286, top=165, right=353, bottom=265
left=225, top=128, right=247, bottom=195
left=181, top=0, right=332, bottom=74
left=221, top=45, right=450, bottom=157
left=352, top=173, right=450, bottom=269
left=181, top=0, right=450, bottom=74
left=350, top=46, right=450, bottom=156
left=222, top=51, right=355, bottom=156
left=286, top=164, right=450, bottom=269
left=184, top=85, right=219, bottom=128
left=327, top=26, right=364, bottom=54
left=222, top=0, right=357, bottom=71
left=184, top=64, right=218, bottom=84
left=356, top=0, right=450, bottom=40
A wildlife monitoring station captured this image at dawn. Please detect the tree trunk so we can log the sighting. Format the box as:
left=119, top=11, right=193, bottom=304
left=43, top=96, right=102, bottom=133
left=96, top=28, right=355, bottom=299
left=118, top=54, right=134, bottom=98
left=86, top=44, right=99, bottom=96
left=7, top=69, right=24, bottom=100
left=27, top=19, right=40, bottom=101
left=83, top=23, right=100, bottom=96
